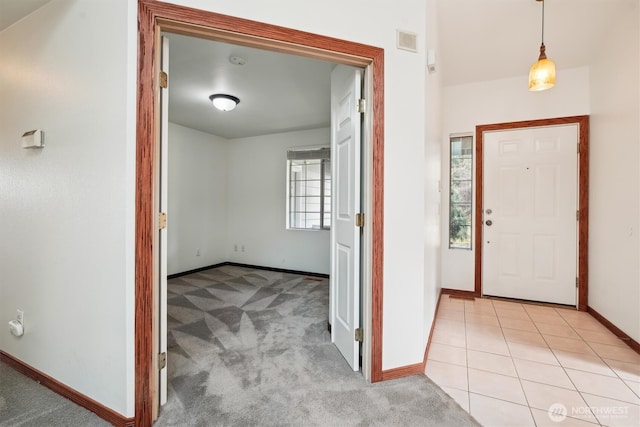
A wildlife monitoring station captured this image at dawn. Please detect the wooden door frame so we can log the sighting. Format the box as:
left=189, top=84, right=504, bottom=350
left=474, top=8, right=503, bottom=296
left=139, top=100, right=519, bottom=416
left=136, top=0, right=385, bottom=424
left=474, top=116, right=589, bottom=310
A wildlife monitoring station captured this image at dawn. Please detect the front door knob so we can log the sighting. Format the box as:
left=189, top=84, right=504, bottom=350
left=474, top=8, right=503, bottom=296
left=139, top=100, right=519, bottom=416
left=485, top=220, right=493, bottom=226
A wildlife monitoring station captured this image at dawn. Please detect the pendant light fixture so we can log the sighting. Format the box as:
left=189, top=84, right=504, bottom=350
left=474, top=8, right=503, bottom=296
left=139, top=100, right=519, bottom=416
left=528, top=0, right=556, bottom=91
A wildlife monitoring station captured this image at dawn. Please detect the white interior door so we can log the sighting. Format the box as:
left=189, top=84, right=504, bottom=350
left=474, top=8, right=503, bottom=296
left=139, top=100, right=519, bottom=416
left=158, top=35, right=169, bottom=406
left=483, top=125, right=578, bottom=305
left=330, top=65, right=362, bottom=370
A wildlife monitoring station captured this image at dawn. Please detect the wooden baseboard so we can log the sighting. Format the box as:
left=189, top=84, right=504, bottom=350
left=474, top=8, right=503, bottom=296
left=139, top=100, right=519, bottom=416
left=0, top=351, right=134, bottom=427
left=380, top=362, right=425, bottom=381
left=441, top=288, right=479, bottom=299
left=422, top=288, right=446, bottom=369
left=587, top=306, right=640, bottom=355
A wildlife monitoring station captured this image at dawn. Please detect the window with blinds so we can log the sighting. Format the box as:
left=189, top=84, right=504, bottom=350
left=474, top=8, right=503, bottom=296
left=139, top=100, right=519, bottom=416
left=286, top=147, right=331, bottom=230
left=449, top=135, right=473, bottom=249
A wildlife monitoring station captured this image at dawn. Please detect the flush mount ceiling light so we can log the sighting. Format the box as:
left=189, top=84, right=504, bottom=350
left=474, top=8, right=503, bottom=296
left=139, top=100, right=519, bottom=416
left=209, top=94, right=240, bottom=111
left=528, top=0, right=556, bottom=91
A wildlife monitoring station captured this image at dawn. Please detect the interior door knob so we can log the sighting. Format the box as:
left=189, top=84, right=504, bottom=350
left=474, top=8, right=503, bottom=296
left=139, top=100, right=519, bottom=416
left=485, top=220, right=493, bottom=226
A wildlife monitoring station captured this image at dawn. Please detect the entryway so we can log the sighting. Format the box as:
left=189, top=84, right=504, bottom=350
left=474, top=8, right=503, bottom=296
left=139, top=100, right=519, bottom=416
left=474, top=116, right=589, bottom=308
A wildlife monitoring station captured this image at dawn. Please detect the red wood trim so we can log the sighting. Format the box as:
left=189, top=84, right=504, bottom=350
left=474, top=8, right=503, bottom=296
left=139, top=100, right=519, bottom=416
left=422, top=289, right=444, bottom=369
left=137, top=0, right=386, bottom=423
left=0, top=351, right=134, bottom=427
left=442, top=288, right=479, bottom=299
left=381, top=363, right=425, bottom=381
left=587, top=307, right=640, bottom=355
left=475, top=116, right=590, bottom=309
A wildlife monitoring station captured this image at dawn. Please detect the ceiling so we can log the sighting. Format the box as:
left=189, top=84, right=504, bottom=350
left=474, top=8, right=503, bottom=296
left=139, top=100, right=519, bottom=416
left=1, top=0, right=634, bottom=138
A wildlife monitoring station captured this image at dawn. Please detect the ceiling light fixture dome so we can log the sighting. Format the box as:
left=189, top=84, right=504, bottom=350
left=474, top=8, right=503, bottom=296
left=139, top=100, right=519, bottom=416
left=209, top=94, right=240, bottom=111
left=528, top=0, right=556, bottom=91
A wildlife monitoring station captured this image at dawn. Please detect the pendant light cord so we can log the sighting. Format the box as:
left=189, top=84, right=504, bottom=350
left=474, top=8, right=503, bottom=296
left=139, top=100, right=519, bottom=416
left=541, top=0, right=545, bottom=45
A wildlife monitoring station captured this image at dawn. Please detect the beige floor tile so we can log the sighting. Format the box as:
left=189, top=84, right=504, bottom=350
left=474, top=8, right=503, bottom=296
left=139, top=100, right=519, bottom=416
left=437, top=308, right=466, bottom=322
left=581, top=393, right=640, bottom=427
left=565, top=368, right=640, bottom=405
left=530, top=408, right=601, bottom=426
left=439, top=300, right=466, bottom=313
left=425, top=360, right=469, bottom=391
left=520, top=380, right=598, bottom=423
left=543, top=335, right=597, bottom=355
left=508, top=341, right=560, bottom=366
left=553, top=349, right=617, bottom=377
left=466, top=323, right=503, bottom=338
left=498, top=317, right=538, bottom=332
left=574, top=328, right=630, bottom=348
left=536, top=322, right=582, bottom=339
left=527, top=311, right=568, bottom=326
left=467, top=349, right=518, bottom=377
left=466, top=333, right=510, bottom=356
left=431, top=326, right=466, bottom=348
left=589, top=342, right=640, bottom=364
left=562, top=316, right=610, bottom=333
left=465, top=302, right=497, bottom=316
left=441, top=386, right=470, bottom=413
left=465, top=312, right=500, bottom=327
left=469, top=393, right=535, bottom=427
left=513, top=358, right=575, bottom=389
left=604, top=358, right=640, bottom=382
left=434, top=317, right=466, bottom=333
left=427, top=342, right=467, bottom=366
left=492, top=300, right=525, bottom=310
left=624, top=379, right=640, bottom=399
left=502, top=328, right=548, bottom=347
left=495, top=308, right=532, bottom=321
left=468, top=368, right=527, bottom=405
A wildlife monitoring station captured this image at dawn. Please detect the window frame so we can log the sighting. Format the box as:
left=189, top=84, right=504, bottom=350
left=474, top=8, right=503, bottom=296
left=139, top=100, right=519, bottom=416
left=449, top=134, right=473, bottom=250
left=286, top=146, right=331, bottom=231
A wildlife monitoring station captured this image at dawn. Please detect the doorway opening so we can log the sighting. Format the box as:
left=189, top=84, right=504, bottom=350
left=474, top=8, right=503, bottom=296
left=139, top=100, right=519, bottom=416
left=136, top=1, right=385, bottom=424
left=474, top=116, right=589, bottom=309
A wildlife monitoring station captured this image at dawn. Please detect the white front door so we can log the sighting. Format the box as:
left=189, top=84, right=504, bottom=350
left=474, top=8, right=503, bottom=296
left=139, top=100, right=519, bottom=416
left=330, top=65, right=362, bottom=370
left=158, top=35, right=169, bottom=406
left=482, top=125, right=578, bottom=305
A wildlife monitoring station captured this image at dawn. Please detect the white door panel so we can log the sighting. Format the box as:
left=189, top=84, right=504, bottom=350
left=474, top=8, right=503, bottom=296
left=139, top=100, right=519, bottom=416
left=483, top=125, right=578, bottom=305
left=330, top=65, right=361, bottom=370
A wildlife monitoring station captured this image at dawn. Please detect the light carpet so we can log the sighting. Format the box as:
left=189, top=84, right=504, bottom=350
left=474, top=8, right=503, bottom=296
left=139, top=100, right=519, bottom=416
left=156, top=265, right=479, bottom=426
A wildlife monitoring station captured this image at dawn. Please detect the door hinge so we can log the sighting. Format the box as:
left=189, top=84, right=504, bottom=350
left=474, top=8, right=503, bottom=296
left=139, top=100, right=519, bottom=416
left=577, top=143, right=580, bottom=154
left=357, top=99, right=366, bottom=113
left=159, top=212, right=167, bottom=230
left=355, top=213, right=365, bottom=228
left=158, top=352, right=167, bottom=370
left=576, top=277, right=579, bottom=288
left=159, top=71, right=168, bottom=89
left=355, top=328, right=364, bottom=343
left=576, top=210, right=579, bottom=221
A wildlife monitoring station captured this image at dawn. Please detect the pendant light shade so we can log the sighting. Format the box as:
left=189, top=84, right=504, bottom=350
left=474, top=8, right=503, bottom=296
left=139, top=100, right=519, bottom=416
left=528, top=44, right=556, bottom=91
left=528, top=0, right=555, bottom=91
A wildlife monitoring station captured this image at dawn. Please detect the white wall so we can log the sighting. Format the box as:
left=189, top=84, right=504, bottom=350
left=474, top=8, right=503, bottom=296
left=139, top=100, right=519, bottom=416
left=167, top=123, right=229, bottom=275
left=0, top=0, right=135, bottom=417
left=423, top=0, right=443, bottom=349
left=588, top=1, right=639, bottom=342
left=226, top=128, right=331, bottom=274
left=441, top=67, right=591, bottom=291
left=159, top=0, right=430, bottom=370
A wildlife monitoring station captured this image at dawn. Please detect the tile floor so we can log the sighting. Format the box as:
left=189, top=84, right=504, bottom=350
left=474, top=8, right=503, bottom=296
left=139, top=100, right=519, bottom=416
left=425, top=295, right=640, bottom=426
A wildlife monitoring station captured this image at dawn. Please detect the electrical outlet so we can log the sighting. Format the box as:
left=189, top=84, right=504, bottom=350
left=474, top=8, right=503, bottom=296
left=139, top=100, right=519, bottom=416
left=196, top=248, right=201, bottom=256
left=234, top=245, right=238, bottom=252
left=241, top=245, right=245, bottom=252
left=16, top=310, right=24, bottom=325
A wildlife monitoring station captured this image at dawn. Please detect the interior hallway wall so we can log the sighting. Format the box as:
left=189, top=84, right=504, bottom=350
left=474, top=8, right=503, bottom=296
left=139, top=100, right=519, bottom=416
left=0, top=0, right=136, bottom=417
left=587, top=0, right=639, bottom=342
